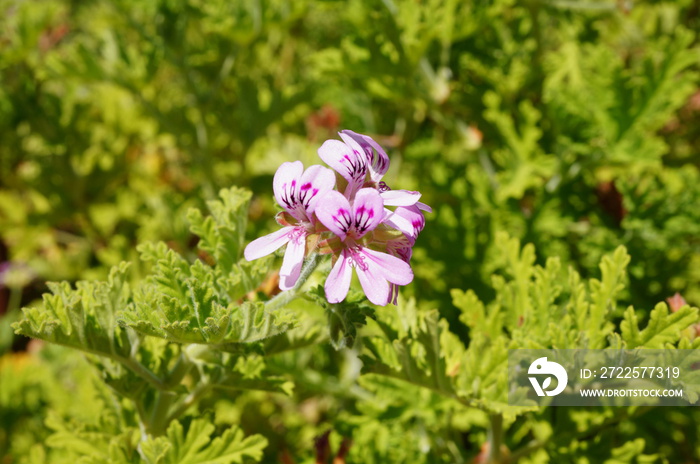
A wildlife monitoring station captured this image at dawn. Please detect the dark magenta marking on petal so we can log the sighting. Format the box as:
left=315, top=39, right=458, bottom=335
left=340, top=152, right=366, bottom=181
left=298, top=183, right=312, bottom=208
left=353, top=205, right=376, bottom=234
left=300, top=186, right=319, bottom=207
left=280, top=182, right=296, bottom=209
left=332, top=208, right=352, bottom=233
left=280, top=177, right=316, bottom=221
left=398, top=247, right=412, bottom=262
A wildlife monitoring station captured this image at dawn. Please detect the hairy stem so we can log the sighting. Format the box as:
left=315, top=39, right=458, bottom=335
left=148, top=390, right=177, bottom=436
left=121, top=356, right=167, bottom=391
left=266, top=253, right=320, bottom=311
left=166, top=381, right=213, bottom=425
left=164, top=350, right=195, bottom=389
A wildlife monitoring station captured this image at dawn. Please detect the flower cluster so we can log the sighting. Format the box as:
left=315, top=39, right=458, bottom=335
left=244, top=130, right=430, bottom=306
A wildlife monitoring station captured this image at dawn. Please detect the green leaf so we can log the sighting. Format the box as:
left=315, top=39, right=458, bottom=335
left=12, top=263, right=134, bottom=359
left=44, top=410, right=141, bottom=464
left=120, top=299, right=295, bottom=345
left=604, top=438, right=660, bottom=464
left=188, top=188, right=252, bottom=273
left=362, top=308, right=458, bottom=400
left=307, top=286, right=375, bottom=350
left=363, top=302, right=532, bottom=419
left=482, top=93, right=556, bottom=202
left=587, top=246, right=630, bottom=348
left=141, top=418, right=267, bottom=464
left=120, top=243, right=294, bottom=345
left=621, top=302, right=698, bottom=349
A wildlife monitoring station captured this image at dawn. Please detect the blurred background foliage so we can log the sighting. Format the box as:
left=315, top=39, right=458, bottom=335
left=1, top=0, right=699, bottom=462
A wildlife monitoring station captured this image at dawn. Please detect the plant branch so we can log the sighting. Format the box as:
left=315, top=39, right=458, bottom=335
left=166, top=381, right=213, bottom=424
left=120, top=356, right=168, bottom=391
left=487, top=413, right=503, bottom=464
left=266, top=253, right=320, bottom=311
left=164, top=351, right=195, bottom=389
left=148, top=390, right=177, bottom=436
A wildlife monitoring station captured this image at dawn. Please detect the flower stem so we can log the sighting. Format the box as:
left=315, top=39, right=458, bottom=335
left=266, top=253, right=320, bottom=311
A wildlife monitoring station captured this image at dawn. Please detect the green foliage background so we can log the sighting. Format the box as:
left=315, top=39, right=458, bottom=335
left=1, top=0, right=699, bottom=462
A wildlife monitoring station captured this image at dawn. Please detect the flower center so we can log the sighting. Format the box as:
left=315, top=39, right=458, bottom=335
left=287, top=226, right=307, bottom=244
left=346, top=247, right=369, bottom=271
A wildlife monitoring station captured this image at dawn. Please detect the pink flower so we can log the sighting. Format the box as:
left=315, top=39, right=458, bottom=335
left=244, top=161, right=335, bottom=290
left=243, top=129, right=429, bottom=307
left=318, top=131, right=423, bottom=208
left=338, top=130, right=389, bottom=183
left=382, top=207, right=422, bottom=305
left=317, top=136, right=368, bottom=199
left=315, top=188, right=413, bottom=305
left=385, top=238, right=414, bottom=305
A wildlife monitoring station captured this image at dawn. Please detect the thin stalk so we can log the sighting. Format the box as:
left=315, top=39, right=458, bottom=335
left=135, top=400, right=149, bottom=443
left=7, top=286, right=22, bottom=313
left=121, top=356, right=167, bottom=391
left=166, top=381, right=213, bottom=425
left=266, top=253, right=320, bottom=311
left=487, top=413, right=503, bottom=464
left=148, top=390, right=177, bottom=436
left=164, top=351, right=195, bottom=389
left=506, top=439, right=545, bottom=463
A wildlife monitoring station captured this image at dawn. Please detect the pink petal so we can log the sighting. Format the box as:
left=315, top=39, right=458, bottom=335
left=380, top=189, right=421, bottom=206
left=340, top=130, right=390, bottom=183
left=279, top=228, right=306, bottom=290
left=244, top=226, right=294, bottom=261
left=351, top=188, right=385, bottom=238
left=315, top=190, right=352, bottom=241
left=273, top=161, right=304, bottom=218
left=355, top=254, right=391, bottom=306
left=416, top=201, right=432, bottom=213
left=298, top=165, right=336, bottom=215
left=382, top=209, right=414, bottom=238
left=361, top=248, right=413, bottom=285
left=325, top=251, right=352, bottom=303
left=394, top=205, right=425, bottom=239
left=317, top=139, right=367, bottom=196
